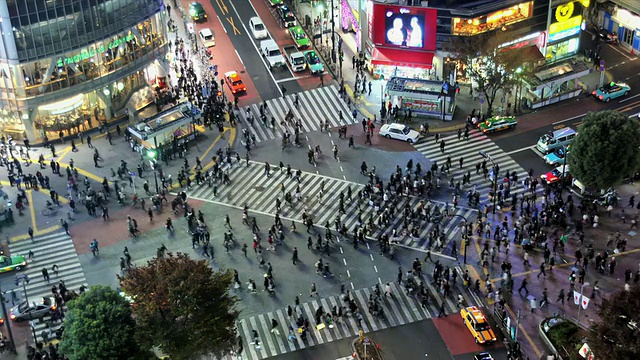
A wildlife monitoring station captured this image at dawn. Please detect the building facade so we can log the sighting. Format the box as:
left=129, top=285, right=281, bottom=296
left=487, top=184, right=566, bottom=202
left=0, top=0, right=169, bottom=143
left=340, top=0, right=588, bottom=82
left=597, top=0, right=640, bottom=54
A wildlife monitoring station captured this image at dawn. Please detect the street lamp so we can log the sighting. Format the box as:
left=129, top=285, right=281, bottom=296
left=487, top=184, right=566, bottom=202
left=560, top=144, right=569, bottom=189
left=317, top=3, right=325, bottom=47
left=576, top=282, right=590, bottom=326
left=145, top=149, right=160, bottom=194
left=479, top=151, right=498, bottom=214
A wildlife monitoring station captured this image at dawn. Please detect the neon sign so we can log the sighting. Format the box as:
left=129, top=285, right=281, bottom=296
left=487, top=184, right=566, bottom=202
left=57, top=33, right=136, bottom=67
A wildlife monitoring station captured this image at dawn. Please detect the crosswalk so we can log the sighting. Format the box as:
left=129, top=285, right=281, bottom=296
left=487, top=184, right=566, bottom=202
left=8, top=231, right=88, bottom=342
left=413, top=131, right=530, bottom=200
left=236, top=279, right=477, bottom=359
left=187, top=161, right=476, bottom=253
left=237, top=85, right=355, bottom=144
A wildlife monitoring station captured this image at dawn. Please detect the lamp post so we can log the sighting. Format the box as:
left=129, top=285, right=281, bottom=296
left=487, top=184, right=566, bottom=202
left=576, top=282, right=590, bottom=326
left=560, top=144, right=568, bottom=189
left=515, top=67, right=522, bottom=114
left=14, top=274, right=36, bottom=340
left=479, top=150, right=498, bottom=214
left=317, top=3, right=325, bottom=47
left=330, top=0, right=336, bottom=63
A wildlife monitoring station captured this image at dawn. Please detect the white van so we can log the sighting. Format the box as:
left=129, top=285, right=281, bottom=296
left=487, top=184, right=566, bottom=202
left=536, top=127, right=577, bottom=154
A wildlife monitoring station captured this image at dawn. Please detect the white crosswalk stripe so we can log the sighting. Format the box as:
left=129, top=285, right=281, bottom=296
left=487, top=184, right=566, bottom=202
left=8, top=231, right=88, bottom=342
left=235, top=280, right=478, bottom=359
left=187, top=161, right=476, bottom=253
left=237, top=85, right=355, bottom=144
left=413, top=131, right=531, bottom=201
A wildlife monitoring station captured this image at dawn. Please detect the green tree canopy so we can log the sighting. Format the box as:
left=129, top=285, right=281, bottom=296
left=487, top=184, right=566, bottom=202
left=118, top=253, right=239, bottom=360
left=58, top=285, right=144, bottom=360
left=567, top=110, right=640, bottom=189
left=587, top=285, right=640, bottom=359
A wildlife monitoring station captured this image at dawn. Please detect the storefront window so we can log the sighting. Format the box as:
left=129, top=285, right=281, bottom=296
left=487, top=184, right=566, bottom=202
left=545, top=38, right=579, bottom=62
left=372, top=65, right=436, bottom=81
left=19, top=14, right=166, bottom=98
left=34, top=93, right=103, bottom=141
left=0, top=110, right=26, bottom=141
left=452, top=1, right=533, bottom=35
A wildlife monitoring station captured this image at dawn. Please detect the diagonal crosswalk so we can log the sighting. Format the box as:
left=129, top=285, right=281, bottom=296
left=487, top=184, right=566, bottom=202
left=187, top=162, right=476, bottom=252
left=236, top=280, right=477, bottom=359
left=237, top=85, right=355, bottom=144
left=413, top=131, right=530, bottom=200
left=8, top=231, right=88, bottom=342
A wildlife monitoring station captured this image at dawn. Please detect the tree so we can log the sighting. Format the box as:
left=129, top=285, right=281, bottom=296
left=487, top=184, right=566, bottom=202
left=445, top=31, right=521, bottom=117
left=567, top=110, right=640, bottom=189
left=587, top=285, right=640, bottom=359
left=58, top=285, right=145, bottom=360
left=118, top=253, right=239, bottom=359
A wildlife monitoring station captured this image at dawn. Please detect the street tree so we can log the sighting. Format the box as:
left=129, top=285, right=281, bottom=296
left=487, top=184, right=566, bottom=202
left=446, top=31, right=522, bottom=117
left=587, top=285, right=640, bottom=359
left=58, top=285, right=146, bottom=360
left=118, top=252, right=239, bottom=360
left=567, top=110, right=640, bottom=189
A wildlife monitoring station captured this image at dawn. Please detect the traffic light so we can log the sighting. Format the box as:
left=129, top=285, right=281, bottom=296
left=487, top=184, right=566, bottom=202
left=146, top=149, right=157, bottom=170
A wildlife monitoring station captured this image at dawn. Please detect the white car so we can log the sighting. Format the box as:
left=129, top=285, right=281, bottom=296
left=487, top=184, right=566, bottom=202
left=249, top=17, right=268, bottom=40
left=199, top=28, right=215, bottom=48
left=378, top=123, right=420, bottom=143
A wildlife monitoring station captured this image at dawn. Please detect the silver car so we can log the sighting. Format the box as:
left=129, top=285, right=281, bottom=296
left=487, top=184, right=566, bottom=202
left=10, top=297, right=56, bottom=322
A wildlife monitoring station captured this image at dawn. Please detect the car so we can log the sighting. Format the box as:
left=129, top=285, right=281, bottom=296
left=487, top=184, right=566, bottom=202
left=290, top=26, right=309, bottom=49
left=478, top=116, right=517, bottom=133
left=460, top=306, right=497, bottom=344
left=224, top=71, right=246, bottom=95
left=10, top=297, right=56, bottom=322
left=473, top=352, right=494, bottom=360
left=0, top=254, right=26, bottom=273
left=269, top=0, right=284, bottom=6
left=544, top=146, right=569, bottom=166
left=189, top=2, right=207, bottom=22
left=198, top=28, right=215, bottom=48
left=249, top=17, right=268, bottom=40
left=277, top=5, right=296, bottom=28
left=303, top=50, right=324, bottom=74
left=541, top=165, right=571, bottom=185
left=592, top=82, right=630, bottom=102
left=378, top=123, right=420, bottom=143
left=598, top=27, right=619, bottom=44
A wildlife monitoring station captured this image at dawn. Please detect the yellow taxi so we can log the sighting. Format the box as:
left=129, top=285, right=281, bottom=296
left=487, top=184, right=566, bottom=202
left=460, top=306, right=497, bottom=344
left=224, top=71, right=247, bottom=95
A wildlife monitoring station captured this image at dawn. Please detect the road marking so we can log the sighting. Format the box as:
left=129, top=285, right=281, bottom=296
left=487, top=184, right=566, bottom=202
left=505, top=145, right=536, bottom=155
left=370, top=254, right=374, bottom=261
left=350, top=282, right=354, bottom=289
left=192, top=129, right=228, bottom=173
left=505, top=304, right=543, bottom=358
left=28, top=190, right=37, bottom=233
left=374, top=265, right=378, bottom=273
left=608, top=42, right=635, bottom=60
left=378, top=277, right=382, bottom=285
left=343, top=258, right=347, bottom=266
left=234, top=50, right=244, bottom=66
left=552, top=113, right=585, bottom=125
left=275, top=77, right=297, bottom=83
left=226, top=17, right=241, bottom=35
left=619, top=93, right=640, bottom=103
left=215, top=0, right=229, bottom=15
left=56, top=146, right=74, bottom=163
left=346, top=269, right=351, bottom=277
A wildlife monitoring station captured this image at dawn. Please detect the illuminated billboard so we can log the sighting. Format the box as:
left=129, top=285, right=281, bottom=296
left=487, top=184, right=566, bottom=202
left=548, top=0, right=588, bottom=43
left=452, top=1, right=534, bottom=36
left=370, top=4, right=437, bottom=51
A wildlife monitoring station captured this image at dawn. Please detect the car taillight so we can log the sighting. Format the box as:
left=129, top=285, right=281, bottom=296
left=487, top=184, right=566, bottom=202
left=51, top=305, right=57, bottom=310
left=10, top=314, right=15, bottom=320
left=599, top=96, right=604, bottom=100
left=243, top=87, right=246, bottom=91
left=591, top=91, right=596, bottom=95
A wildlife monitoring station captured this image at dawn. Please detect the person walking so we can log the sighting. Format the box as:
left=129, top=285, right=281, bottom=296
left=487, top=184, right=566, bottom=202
left=51, top=264, right=59, bottom=277
left=437, top=301, right=446, bottom=317
left=310, top=282, right=318, bottom=297
left=42, top=268, right=50, bottom=282
left=557, top=288, right=565, bottom=305
left=537, top=262, right=547, bottom=278
left=251, top=329, right=261, bottom=349
left=270, top=318, right=280, bottom=337
left=292, top=247, right=299, bottom=265
left=518, top=279, right=529, bottom=295
left=28, top=227, right=34, bottom=242
left=225, top=214, right=233, bottom=229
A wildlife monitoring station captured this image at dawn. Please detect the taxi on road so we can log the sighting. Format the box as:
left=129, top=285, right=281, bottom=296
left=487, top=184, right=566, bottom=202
left=189, top=2, right=207, bottom=22
left=0, top=254, right=26, bottom=273
left=540, top=165, right=571, bottom=185
left=290, top=26, right=310, bottom=49
left=303, top=50, right=324, bottom=74
left=478, top=116, right=517, bottom=134
left=460, top=306, right=497, bottom=344
left=592, top=82, right=630, bottom=102
left=224, top=71, right=247, bottom=95
left=544, top=146, right=569, bottom=166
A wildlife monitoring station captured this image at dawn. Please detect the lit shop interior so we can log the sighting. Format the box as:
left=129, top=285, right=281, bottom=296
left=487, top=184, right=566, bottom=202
left=0, top=14, right=169, bottom=142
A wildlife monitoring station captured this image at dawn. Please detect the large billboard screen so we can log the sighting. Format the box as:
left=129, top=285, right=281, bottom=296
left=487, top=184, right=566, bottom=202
left=371, top=4, right=437, bottom=51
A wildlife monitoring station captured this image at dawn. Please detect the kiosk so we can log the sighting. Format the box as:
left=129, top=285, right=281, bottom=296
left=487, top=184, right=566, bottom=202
left=384, top=77, right=456, bottom=121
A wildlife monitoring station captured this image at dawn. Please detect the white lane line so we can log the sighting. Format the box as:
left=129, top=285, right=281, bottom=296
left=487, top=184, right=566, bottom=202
left=346, top=269, right=351, bottom=277
left=620, top=93, right=640, bottom=103
left=552, top=113, right=586, bottom=125
left=343, top=258, right=347, bottom=266
left=374, top=265, right=378, bottom=273
left=505, top=145, right=537, bottom=155
left=369, top=254, right=374, bottom=261
left=275, top=77, right=298, bottom=83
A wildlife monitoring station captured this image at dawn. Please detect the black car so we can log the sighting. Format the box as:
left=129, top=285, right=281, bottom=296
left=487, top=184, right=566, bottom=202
left=473, top=352, right=494, bottom=360
left=277, top=5, right=296, bottom=28
left=597, top=27, right=619, bottom=44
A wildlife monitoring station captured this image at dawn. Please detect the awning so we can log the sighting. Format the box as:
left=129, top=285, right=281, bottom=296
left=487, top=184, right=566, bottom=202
left=371, top=48, right=434, bottom=69
left=512, top=45, right=544, bottom=64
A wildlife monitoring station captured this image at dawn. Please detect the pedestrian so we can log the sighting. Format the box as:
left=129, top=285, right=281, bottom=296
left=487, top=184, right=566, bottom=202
left=51, top=264, right=59, bottom=277
left=537, top=262, right=547, bottom=278
left=61, top=219, right=70, bottom=235
left=42, top=267, right=50, bottom=282
left=242, top=244, right=248, bottom=257
left=529, top=296, right=537, bottom=313
left=557, top=288, right=565, bottom=305
left=28, top=227, right=34, bottom=242
left=292, top=247, right=299, bottom=265
left=28, top=250, right=34, bottom=260
left=518, top=279, right=529, bottom=295
left=148, top=207, right=153, bottom=222
left=437, top=302, right=446, bottom=317
left=225, top=214, right=233, bottom=229
left=310, top=282, right=318, bottom=297
left=251, top=329, right=261, bottom=349
left=271, top=318, right=280, bottom=337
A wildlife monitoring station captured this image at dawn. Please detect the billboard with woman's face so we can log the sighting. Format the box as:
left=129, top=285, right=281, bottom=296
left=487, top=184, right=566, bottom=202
left=371, top=5, right=437, bottom=51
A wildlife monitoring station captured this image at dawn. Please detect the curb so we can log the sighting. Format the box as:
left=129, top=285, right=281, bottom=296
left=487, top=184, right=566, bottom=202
left=538, top=317, right=563, bottom=359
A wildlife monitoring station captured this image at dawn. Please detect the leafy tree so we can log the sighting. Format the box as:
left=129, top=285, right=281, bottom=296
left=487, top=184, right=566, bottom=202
left=118, top=253, right=239, bottom=360
left=587, top=285, right=640, bottom=359
left=567, top=110, right=640, bottom=189
left=58, top=285, right=145, bottom=360
left=445, top=31, right=521, bottom=117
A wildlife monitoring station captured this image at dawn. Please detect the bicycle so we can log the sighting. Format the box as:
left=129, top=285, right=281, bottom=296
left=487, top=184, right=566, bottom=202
left=41, top=208, right=58, bottom=217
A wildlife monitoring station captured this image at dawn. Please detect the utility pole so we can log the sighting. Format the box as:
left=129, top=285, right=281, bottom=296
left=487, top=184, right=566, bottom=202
left=0, top=285, right=18, bottom=354
left=15, top=274, right=35, bottom=340
left=331, top=0, right=336, bottom=64
left=576, top=282, right=590, bottom=326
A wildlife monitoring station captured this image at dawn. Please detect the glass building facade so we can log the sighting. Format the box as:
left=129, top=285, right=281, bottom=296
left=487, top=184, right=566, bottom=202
left=0, top=0, right=169, bottom=143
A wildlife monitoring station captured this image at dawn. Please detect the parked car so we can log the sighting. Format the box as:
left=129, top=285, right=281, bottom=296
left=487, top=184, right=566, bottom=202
left=289, top=26, right=309, bottom=49
left=198, top=28, right=215, bottom=48
left=378, top=123, right=420, bottom=143
left=189, top=2, right=207, bottom=22
left=592, top=82, right=630, bottom=102
left=598, top=27, right=619, bottom=44
left=10, top=297, right=56, bottom=322
left=277, top=5, right=296, bottom=28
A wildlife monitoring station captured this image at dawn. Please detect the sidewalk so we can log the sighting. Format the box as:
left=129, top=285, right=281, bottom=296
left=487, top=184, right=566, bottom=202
left=462, top=183, right=640, bottom=359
